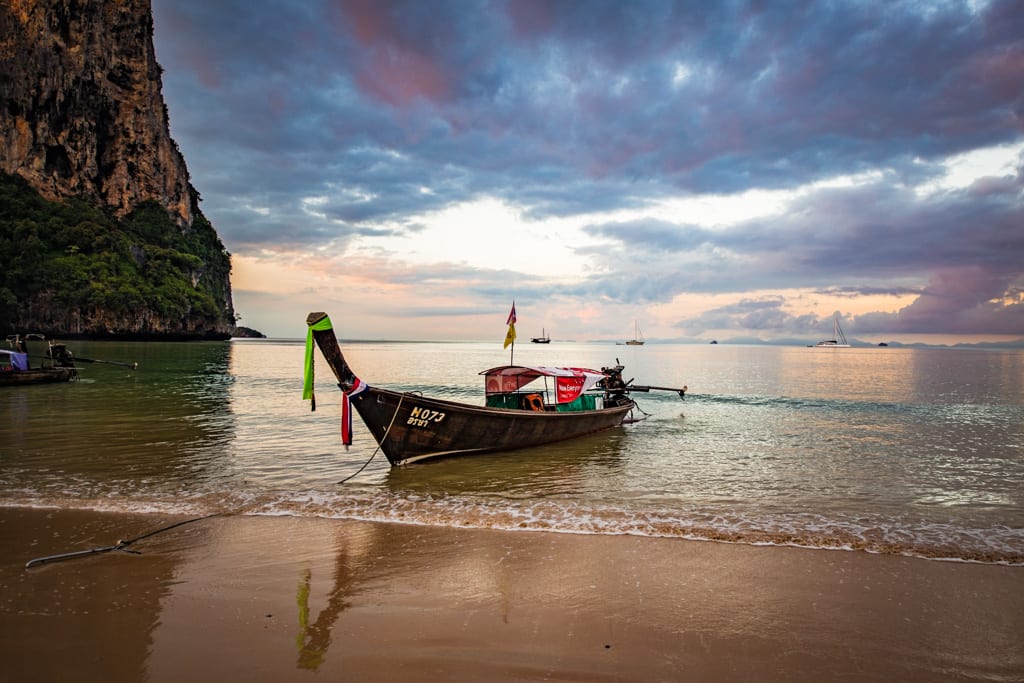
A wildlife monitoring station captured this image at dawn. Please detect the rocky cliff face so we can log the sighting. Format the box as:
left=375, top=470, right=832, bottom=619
left=1, top=0, right=194, bottom=225
left=0, top=0, right=236, bottom=339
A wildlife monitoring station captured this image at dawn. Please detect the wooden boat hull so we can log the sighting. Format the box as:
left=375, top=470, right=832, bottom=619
left=0, top=368, right=75, bottom=386
left=305, top=311, right=635, bottom=466
left=351, top=386, right=633, bottom=465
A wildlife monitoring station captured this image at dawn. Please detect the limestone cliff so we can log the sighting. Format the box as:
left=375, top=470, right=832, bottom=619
left=1, top=0, right=195, bottom=224
left=0, top=0, right=236, bottom=339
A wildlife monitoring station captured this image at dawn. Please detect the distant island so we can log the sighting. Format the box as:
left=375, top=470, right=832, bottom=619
left=592, top=335, right=1024, bottom=349
left=232, top=326, right=267, bottom=339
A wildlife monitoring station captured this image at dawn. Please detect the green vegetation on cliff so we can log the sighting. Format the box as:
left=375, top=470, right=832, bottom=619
left=0, top=171, right=234, bottom=339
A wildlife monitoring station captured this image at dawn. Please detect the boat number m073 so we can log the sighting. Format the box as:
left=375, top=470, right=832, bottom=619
left=407, top=406, right=446, bottom=428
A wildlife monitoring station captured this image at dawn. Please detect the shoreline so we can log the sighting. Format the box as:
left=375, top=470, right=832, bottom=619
left=3, top=498, right=1020, bottom=567
left=2, top=506, right=1022, bottom=682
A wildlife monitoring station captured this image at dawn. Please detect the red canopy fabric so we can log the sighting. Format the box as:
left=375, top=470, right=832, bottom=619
left=480, top=365, right=605, bottom=404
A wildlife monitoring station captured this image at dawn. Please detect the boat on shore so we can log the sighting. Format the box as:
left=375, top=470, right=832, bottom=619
left=1, top=335, right=78, bottom=386
left=303, top=312, right=686, bottom=466
left=811, top=317, right=850, bottom=348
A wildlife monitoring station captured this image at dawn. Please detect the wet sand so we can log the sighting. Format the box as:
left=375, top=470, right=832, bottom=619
left=1, top=507, right=1021, bottom=682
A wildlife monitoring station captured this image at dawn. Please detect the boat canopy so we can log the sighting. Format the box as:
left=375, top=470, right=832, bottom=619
left=0, top=349, right=29, bottom=370
left=480, top=365, right=606, bottom=404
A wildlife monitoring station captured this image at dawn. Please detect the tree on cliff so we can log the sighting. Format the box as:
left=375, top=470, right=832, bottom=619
left=0, top=172, right=233, bottom=339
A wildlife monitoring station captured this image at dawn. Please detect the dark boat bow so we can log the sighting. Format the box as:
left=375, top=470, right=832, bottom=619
left=304, top=312, right=657, bottom=466
left=305, top=312, right=359, bottom=394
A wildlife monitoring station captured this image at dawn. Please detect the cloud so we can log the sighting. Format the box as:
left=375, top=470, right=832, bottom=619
left=855, top=267, right=1024, bottom=335
left=150, top=0, right=1024, bottom=340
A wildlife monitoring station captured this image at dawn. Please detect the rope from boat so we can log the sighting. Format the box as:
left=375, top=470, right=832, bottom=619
left=337, top=392, right=406, bottom=484
left=25, top=513, right=224, bottom=569
left=633, top=400, right=652, bottom=418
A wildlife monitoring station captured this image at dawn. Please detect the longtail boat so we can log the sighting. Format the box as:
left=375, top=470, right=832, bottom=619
left=1, top=335, right=78, bottom=386
left=303, top=312, right=687, bottom=466
left=1, top=334, right=137, bottom=387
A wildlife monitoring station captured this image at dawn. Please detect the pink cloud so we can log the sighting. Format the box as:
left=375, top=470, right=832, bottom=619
left=353, top=49, right=450, bottom=107
left=858, top=267, right=1024, bottom=335
left=968, top=175, right=1020, bottom=197
left=966, top=43, right=1024, bottom=104
left=504, top=0, right=557, bottom=38
left=333, top=1, right=451, bottom=107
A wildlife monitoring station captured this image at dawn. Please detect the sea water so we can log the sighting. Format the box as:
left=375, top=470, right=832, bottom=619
left=2, top=338, right=1022, bottom=564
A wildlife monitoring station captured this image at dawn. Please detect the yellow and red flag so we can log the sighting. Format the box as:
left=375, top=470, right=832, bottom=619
left=503, top=302, right=517, bottom=349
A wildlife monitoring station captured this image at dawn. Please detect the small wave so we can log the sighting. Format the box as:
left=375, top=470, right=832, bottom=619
left=5, top=490, right=1022, bottom=566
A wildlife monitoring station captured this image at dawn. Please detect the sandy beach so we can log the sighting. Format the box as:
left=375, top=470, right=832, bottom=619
left=1, top=507, right=1021, bottom=682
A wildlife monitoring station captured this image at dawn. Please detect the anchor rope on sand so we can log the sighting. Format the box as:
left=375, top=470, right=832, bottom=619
left=25, top=513, right=224, bottom=569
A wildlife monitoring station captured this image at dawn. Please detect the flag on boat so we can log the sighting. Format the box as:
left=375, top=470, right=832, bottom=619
left=340, top=392, right=353, bottom=447
left=340, top=377, right=369, bottom=448
left=503, top=302, right=517, bottom=349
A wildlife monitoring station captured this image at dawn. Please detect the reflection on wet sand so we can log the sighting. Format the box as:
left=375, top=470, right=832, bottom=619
left=4, top=509, right=1022, bottom=681
left=295, top=554, right=354, bottom=670
left=0, top=509, right=188, bottom=683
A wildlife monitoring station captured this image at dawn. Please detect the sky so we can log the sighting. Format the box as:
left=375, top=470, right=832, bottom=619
left=150, top=0, right=1024, bottom=344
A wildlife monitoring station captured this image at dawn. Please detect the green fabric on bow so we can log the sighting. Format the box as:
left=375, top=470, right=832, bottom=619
left=303, top=314, right=334, bottom=407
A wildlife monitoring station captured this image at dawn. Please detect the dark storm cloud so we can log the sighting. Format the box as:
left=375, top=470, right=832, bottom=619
left=682, top=263, right=1024, bottom=338
left=679, top=297, right=824, bottom=337
left=151, top=0, right=1024, bottom=337
left=854, top=266, right=1024, bottom=336
left=581, top=171, right=1024, bottom=283
left=154, top=0, right=1023, bottom=230
left=562, top=163, right=1024, bottom=334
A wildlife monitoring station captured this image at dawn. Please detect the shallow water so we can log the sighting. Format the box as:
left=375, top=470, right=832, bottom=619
left=2, top=338, right=1022, bottom=564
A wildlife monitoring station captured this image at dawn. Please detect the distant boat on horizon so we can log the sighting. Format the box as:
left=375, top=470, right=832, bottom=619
left=811, top=317, right=850, bottom=348
left=618, top=320, right=645, bottom=346
left=530, top=328, right=551, bottom=344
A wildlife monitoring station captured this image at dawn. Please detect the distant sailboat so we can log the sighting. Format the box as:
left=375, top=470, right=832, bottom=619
left=812, top=317, right=850, bottom=348
left=621, top=320, right=645, bottom=346
left=531, top=328, right=551, bottom=344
